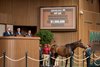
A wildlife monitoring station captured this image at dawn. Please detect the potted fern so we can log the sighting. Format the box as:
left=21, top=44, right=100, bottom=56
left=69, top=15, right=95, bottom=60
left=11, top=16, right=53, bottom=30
left=35, top=30, right=54, bottom=46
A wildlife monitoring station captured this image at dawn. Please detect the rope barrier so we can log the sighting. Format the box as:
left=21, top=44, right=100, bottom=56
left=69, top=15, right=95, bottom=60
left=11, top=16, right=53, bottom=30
left=73, top=56, right=89, bottom=62
left=28, top=55, right=100, bottom=66
left=0, top=55, right=91, bottom=62
left=72, top=60, right=87, bottom=65
left=51, top=56, right=71, bottom=61
left=91, top=56, right=100, bottom=60
left=74, top=54, right=83, bottom=57
left=0, top=53, right=100, bottom=66
left=28, top=56, right=49, bottom=62
left=74, top=53, right=100, bottom=58
left=94, top=62, right=100, bottom=66
left=95, top=56, right=100, bottom=60
left=0, top=56, right=3, bottom=59
left=2, top=55, right=100, bottom=62
left=91, top=53, right=100, bottom=57
left=6, top=56, right=25, bottom=62
left=72, top=59, right=87, bottom=64
left=94, top=54, right=100, bottom=58
left=90, top=57, right=95, bottom=60
left=72, top=60, right=79, bottom=64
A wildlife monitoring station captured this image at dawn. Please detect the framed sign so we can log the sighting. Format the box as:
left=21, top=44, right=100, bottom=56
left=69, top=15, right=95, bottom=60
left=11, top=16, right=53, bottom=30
left=40, top=6, right=77, bottom=31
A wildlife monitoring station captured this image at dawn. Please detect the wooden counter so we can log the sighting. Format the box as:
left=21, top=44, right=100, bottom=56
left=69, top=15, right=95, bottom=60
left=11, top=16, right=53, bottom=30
left=0, top=36, right=40, bottom=67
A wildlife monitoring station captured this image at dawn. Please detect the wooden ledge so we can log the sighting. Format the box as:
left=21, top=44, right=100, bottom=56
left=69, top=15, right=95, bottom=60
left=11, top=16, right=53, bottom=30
left=0, top=36, right=40, bottom=40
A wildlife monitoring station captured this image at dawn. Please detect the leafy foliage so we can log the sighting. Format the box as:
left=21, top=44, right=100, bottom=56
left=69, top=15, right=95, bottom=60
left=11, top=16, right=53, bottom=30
left=35, top=30, right=54, bottom=45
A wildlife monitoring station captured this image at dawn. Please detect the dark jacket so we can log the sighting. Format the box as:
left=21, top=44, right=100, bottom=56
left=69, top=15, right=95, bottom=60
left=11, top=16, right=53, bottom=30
left=85, top=47, right=92, bottom=56
left=25, top=34, right=32, bottom=37
left=15, top=32, right=23, bottom=36
left=3, top=31, right=13, bottom=36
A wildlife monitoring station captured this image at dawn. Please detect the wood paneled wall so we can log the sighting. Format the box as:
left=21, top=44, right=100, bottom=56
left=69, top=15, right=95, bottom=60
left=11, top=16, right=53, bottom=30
left=0, top=1, right=79, bottom=67
left=0, top=0, right=78, bottom=26
left=79, top=0, right=100, bottom=44
left=79, top=0, right=100, bottom=67
left=0, top=0, right=99, bottom=52
left=0, top=0, right=79, bottom=43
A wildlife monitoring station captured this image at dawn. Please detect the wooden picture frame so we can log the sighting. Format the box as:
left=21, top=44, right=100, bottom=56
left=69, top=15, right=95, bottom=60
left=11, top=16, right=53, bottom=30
left=40, top=6, right=77, bottom=31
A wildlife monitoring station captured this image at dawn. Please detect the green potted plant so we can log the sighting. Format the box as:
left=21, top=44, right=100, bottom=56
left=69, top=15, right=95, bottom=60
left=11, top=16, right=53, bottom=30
left=35, top=30, right=54, bottom=46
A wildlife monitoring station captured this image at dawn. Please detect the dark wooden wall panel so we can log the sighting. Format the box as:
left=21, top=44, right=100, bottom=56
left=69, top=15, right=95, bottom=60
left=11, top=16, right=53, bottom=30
left=0, top=0, right=77, bottom=26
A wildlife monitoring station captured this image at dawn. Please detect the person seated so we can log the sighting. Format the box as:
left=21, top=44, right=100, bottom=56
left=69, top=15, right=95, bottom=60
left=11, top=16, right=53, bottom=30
left=25, top=30, right=32, bottom=37
left=15, top=28, right=23, bottom=36
left=3, top=27, right=13, bottom=36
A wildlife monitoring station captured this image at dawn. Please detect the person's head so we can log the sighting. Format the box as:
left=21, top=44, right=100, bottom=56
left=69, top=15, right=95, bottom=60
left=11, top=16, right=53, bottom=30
left=28, top=30, right=31, bottom=34
left=17, top=28, right=21, bottom=32
left=44, top=44, right=48, bottom=48
left=88, top=44, right=91, bottom=47
left=6, top=27, right=11, bottom=32
left=86, top=44, right=91, bottom=48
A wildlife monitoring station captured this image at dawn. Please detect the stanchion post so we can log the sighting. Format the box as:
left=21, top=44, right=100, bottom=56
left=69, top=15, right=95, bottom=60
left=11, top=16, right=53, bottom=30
left=70, top=56, right=72, bottom=67
left=83, top=51, right=84, bottom=67
left=3, top=52, right=6, bottom=67
left=70, top=53, right=73, bottom=67
left=25, top=52, right=28, bottom=67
